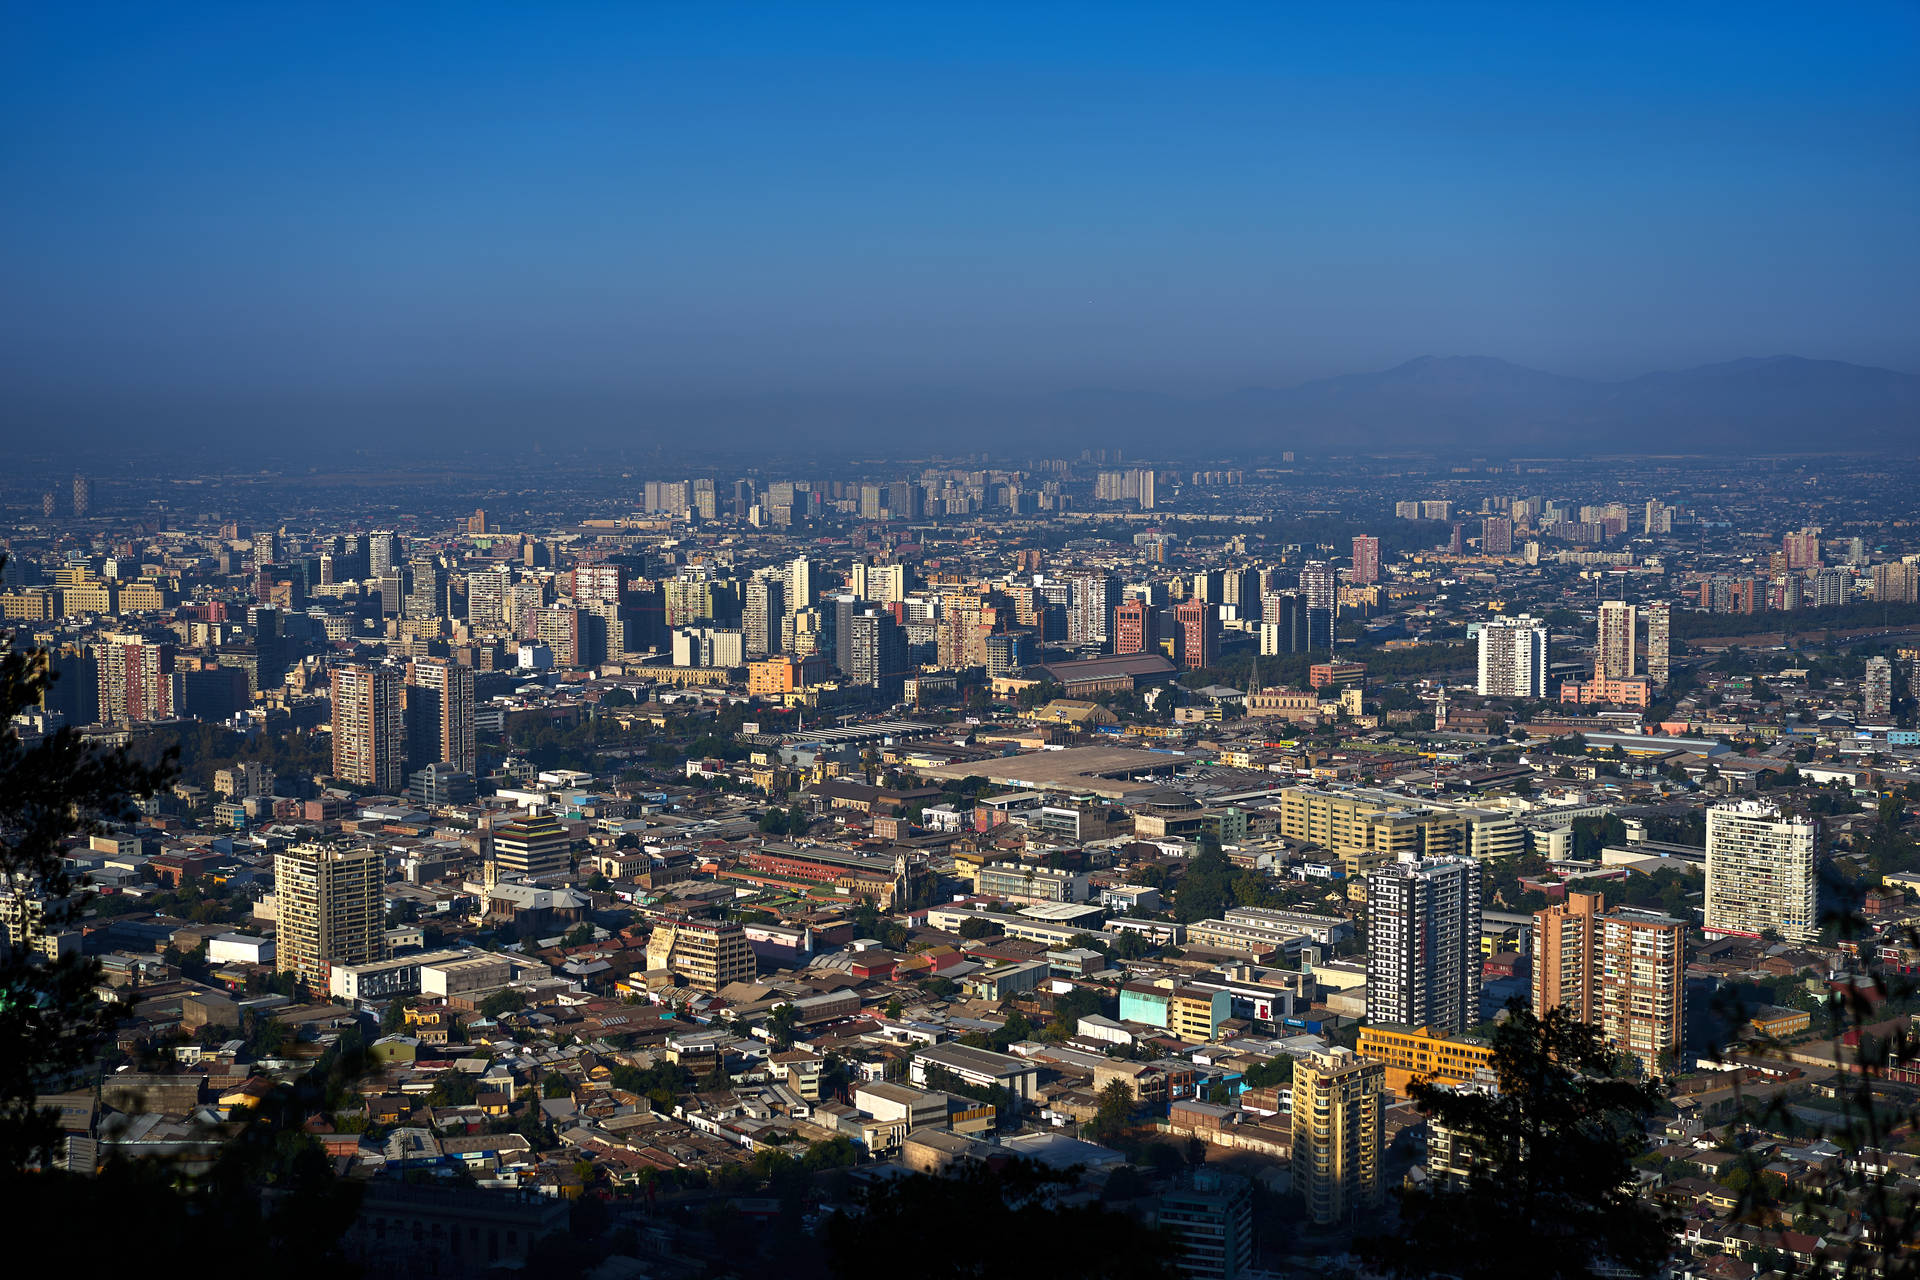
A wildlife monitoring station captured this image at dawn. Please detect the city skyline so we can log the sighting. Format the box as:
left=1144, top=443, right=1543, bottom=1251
left=8, top=6, right=1920, bottom=1275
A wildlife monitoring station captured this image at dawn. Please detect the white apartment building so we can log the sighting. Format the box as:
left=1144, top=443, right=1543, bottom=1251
left=1477, top=615, right=1548, bottom=698
left=1705, top=800, right=1817, bottom=943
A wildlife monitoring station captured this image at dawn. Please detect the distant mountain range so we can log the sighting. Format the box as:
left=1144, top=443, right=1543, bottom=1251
left=32, top=352, right=1915, bottom=459
left=1052, top=354, right=1920, bottom=456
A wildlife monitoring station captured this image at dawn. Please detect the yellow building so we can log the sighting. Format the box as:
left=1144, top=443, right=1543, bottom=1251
left=1292, top=1047, right=1385, bottom=1226
left=1276, top=787, right=1523, bottom=861
left=747, top=653, right=830, bottom=697
left=61, top=583, right=116, bottom=614
left=1356, top=1023, right=1496, bottom=1096
left=0, top=589, right=55, bottom=621
left=644, top=917, right=755, bottom=991
left=1749, top=1006, right=1811, bottom=1039
left=274, top=842, right=385, bottom=987
left=117, top=580, right=170, bottom=612
left=1168, top=987, right=1231, bottom=1043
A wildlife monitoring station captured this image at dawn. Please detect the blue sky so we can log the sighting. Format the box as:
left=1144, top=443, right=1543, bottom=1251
left=2, top=3, right=1915, bottom=432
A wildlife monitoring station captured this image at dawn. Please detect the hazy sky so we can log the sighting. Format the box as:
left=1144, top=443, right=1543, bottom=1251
left=3, top=3, right=1917, bottom=435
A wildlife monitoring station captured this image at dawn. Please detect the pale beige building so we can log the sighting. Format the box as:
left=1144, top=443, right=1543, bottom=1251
left=645, top=917, right=755, bottom=990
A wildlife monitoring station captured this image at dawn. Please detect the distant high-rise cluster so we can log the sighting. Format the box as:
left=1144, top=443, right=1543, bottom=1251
left=1094, top=468, right=1156, bottom=509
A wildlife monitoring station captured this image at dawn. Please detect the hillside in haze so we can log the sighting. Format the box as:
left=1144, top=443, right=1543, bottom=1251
left=1201, top=354, right=1920, bottom=455
left=663, top=353, right=1920, bottom=457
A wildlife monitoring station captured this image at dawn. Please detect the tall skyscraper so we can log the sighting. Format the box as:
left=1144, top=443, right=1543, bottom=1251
left=1350, top=535, right=1380, bottom=586
left=332, top=665, right=406, bottom=791
left=1175, top=599, right=1215, bottom=670
left=1645, top=600, right=1670, bottom=686
left=1865, top=655, right=1894, bottom=720
left=886, top=480, right=923, bottom=520
left=1783, top=527, right=1821, bottom=569
left=1532, top=891, right=1604, bottom=1022
left=786, top=555, right=814, bottom=611
left=1476, top=615, right=1548, bottom=697
left=405, top=657, right=476, bottom=775
left=743, top=573, right=786, bottom=659
left=1597, top=600, right=1637, bottom=681
left=1481, top=516, right=1512, bottom=556
left=1598, top=908, right=1686, bottom=1075
left=467, top=566, right=512, bottom=633
left=535, top=605, right=592, bottom=667
left=274, top=841, right=385, bottom=986
left=1291, top=1047, right=1385, bottom=1226
left=1533, top=892, right=1685, bottom=1075
left=1259, top=592, right=1307, bottom=656
left=1305, top=606, right=1334, bottom=653
left=1367, top=854, right=1482, bottom=1034
left=1705, top=800, right=1817, bottom=943
left=1300, top=561, right=1337, bottom=613
left=852, top=561, right=907, bottom=606
left=570, top=563, right=627, bottom=608
left=1115, top=598, right=1159, bottom=656
left=71, top=473, right=91, bottom=518
left=368, top=530, right=402, bottom=578
left=91, top=633, right=175, bottom=725
left=847, top=610, right=908, bottom=693
left=1068, top=573, right=1119, bottom=649
left=1874, top=562, right=1920, bottom=605
left=405, top=556, right=448, bottom=620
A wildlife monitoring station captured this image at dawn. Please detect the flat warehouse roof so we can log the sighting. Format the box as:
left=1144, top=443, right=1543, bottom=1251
left=912, top=746, right=1187, bottom=799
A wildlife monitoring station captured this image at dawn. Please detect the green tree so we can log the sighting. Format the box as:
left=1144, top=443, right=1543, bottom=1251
left=767, top=1002, right=798, bottom=1051
left=428, top=1071, right=478, bottom=1107
left=1172, top=835, right=1235, bottom=923
left=1088, top=1079, right=1136, bottom=1145
left=994, top=1008, right=1033, bottom=1051
left=1360, top=1002, right=1670, bottom=1280
left=541, top=1071, right=572, bottom=1099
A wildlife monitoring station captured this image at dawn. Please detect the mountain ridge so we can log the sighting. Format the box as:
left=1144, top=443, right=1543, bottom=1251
left=1147, top=353, right=1920, bottom=454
